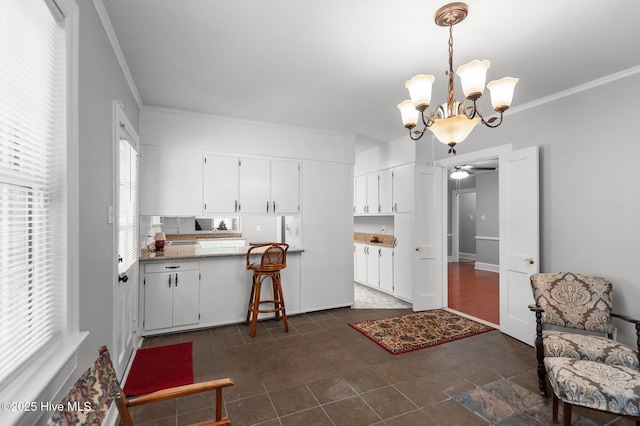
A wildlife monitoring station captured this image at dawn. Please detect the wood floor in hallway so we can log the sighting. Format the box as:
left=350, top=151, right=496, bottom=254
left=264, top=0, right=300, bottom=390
left=448, top=261, right=499, bottom=325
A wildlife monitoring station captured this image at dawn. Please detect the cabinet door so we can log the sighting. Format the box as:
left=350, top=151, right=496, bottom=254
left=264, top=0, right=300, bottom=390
left=367, top=245, right=379, bottom=287
left=239, top=158, right=271, bottom=213
left=366, top=173, right=379, bottom=214
left=144, top=272, right=174, bottom=331
left=379, top=169, right=393, bottom=214
left=379, top=247, right=394, bottom=293
left=393, top=213, right=413, bottom=301
left=203, top=154, right=239, bottom=214
left=172, top=270, right=200, bottom=327
left=141, top=145, right=203, bottom=216
left=354, top=176, right=367, bottom=214
left=271, top=160, right=299, bottom=214
left=393, top=164, right=414, bottom=213
left=354, top=243, right=368, bottom=283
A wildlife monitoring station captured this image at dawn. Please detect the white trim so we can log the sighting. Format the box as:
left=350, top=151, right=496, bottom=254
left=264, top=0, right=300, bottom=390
left=475, top=262, right=499, bottom=273
left=475, top=236, right=499, bottom=241
left=444, top=308, right=498, bottom=329
left=141, top=105, right=355, bottom=139
left=435, top=144, right=513, bottom=168
left=91, top=0, right=143, bottom=107
left=459, top=252, right=476, bottom=261
left=505, top=65, right=640, bottom=117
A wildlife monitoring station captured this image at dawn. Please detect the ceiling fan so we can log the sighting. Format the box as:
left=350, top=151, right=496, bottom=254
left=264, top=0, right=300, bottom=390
left=450, top=164, right=496, bottom=179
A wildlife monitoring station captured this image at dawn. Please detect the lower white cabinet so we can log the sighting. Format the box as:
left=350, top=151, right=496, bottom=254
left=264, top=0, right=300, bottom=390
left=355, top=243, right=394, bottom=295
left=143, top=261, right=200, bottom=332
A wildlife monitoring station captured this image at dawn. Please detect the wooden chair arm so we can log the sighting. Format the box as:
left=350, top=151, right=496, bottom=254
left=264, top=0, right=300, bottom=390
left=246, top=243, right=271, bottom=268
left=126, top=378, right=234, bottom=407
left=611, top=312, right=640, bottom=324
left=529, top=304, right=544, bottom=313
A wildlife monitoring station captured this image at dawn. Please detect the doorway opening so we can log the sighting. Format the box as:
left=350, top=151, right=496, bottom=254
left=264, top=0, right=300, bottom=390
left=446, top=158, right=499, bottom=326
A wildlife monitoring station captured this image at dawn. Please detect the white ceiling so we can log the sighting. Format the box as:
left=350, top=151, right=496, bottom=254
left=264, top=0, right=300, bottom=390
left=102, top=0, right=640, bottom=154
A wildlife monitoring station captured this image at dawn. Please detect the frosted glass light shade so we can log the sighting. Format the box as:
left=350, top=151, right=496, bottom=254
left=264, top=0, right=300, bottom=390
left=487, top=77, right=519, bottom=111
left=456, top=60, right=490, bottom=99
left=405, top=74, right=435, bottom=110
left=450, top=169, right=470, bottom=179
left=429, top=114, right=480, bottom=145
left=397, top=100, right=419, bottom=128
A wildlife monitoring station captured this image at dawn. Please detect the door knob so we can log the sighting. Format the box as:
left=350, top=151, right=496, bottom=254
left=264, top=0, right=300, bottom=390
left=118, top=274, right=128, bottom=283
left=525, top=257, right=535, bottom=264
left=415, top=246, right=421, bottom=252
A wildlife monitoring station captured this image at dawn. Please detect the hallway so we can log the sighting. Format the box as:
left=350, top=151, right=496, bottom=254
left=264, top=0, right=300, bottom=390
left=448, top=262, right=499, bottom=325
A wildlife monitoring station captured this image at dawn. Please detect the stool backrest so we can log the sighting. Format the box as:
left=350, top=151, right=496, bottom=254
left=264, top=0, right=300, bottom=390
left=246, top=243, right=289, bottom=269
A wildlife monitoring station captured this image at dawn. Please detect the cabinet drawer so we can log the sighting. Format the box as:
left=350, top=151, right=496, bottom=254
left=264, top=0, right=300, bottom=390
left=144, top=261, right=200, bottom=274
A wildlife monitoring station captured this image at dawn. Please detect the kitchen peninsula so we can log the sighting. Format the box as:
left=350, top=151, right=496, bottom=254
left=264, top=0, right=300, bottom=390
left=139, top=239, right=304, bottom=336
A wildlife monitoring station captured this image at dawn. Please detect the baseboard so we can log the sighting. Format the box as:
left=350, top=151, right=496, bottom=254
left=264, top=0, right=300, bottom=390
left=459, top=252, right=476, bottom=261
left=475, top=262, right=499, bottom=272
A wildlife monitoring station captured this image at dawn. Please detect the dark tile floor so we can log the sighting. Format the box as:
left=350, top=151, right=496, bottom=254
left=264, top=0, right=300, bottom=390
left=130, top=308, right=634, bottom=426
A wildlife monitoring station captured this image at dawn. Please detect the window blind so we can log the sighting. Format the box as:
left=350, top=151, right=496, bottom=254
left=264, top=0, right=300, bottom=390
left=118, top=137, right=138, bottom=274
left=0, top=0, right=67, bottom=385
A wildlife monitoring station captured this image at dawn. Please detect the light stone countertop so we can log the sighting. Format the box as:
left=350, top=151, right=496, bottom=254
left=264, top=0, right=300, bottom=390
left=140, top=244, right=303, bottom=261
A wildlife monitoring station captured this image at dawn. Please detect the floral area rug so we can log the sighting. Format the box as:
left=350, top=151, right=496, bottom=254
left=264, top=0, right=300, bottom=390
left=349, top=309, right=495, bottom=355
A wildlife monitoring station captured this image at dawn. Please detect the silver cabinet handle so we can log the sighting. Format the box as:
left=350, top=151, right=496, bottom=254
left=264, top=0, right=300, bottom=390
left=394, top=203, right=398, bottom=212
left=168, top=274, right=172, bottom=287
left=273, top=201, right=276, bottom=212
left=235, top=200, right=238, bottom=212
left=175, top=273, right=178, bottom=287
left=379, top=248, right=382, bottom=257
left=378, top=204, right=381, bottom=213
left=266, top=201, right=270, bottom=213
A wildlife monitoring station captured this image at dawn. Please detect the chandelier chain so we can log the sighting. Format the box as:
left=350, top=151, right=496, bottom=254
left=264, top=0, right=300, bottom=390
left=447, top=24, right=456, bottom=117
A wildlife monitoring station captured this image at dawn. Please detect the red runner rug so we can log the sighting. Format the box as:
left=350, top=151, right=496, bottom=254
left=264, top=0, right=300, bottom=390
left=123, top=342, right=193, bottom=396
left=349, top=309, right=495, bottom=355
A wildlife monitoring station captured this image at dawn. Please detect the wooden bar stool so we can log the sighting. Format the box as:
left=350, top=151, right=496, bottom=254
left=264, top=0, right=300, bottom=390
left=245, top=243, right=289, bottom=337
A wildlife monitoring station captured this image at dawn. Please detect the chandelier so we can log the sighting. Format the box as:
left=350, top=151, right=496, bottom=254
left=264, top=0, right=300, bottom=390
left=397, top=2, right=518, bottom=155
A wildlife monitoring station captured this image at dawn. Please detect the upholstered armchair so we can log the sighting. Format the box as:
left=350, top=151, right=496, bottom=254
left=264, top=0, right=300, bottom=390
left=528, top=272, right=640, bottom=396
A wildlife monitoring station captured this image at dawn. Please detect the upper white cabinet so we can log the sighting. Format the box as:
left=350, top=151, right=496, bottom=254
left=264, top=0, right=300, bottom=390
left=392, top=164, right=413, bottom=213
left=354, top=171, right=393, bottom=215
left=203, top=154, right=239, bottom=214
left=239, top=158, right=300, bottom=214
left=270, top=160, right=300, bottom=214
left=141, top=145, right=203, bottom=216
left=238, top=158, right=271, bottom=213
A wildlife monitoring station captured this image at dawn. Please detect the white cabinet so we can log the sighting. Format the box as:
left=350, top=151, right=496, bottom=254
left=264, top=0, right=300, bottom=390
left=271, top=160, right=300, bottom=214
left=239, top=158, right=300, bottom=214
left=378, top=169, right=393, bottom=214
left=355, top=175, right=367, bottom=214
left=354, top=170, right=393, bottom=215
left=392, top=164, right=413, bottom=213
left=379, top=246, right=394, bottom=293
left=143, top=261, right=200, bottom=332
left=354, top=243, right=368, bottom=283
left=367, top=245, right=379, bottom=287
left=366, top=174, right=379, bottom=214
left=393, top=213, right=413, bottom=301
left=203, top=154, right=239, bottom=214
left=141, top=145, right=203, bottom=216
left=239, top=158, right=270, bottom=213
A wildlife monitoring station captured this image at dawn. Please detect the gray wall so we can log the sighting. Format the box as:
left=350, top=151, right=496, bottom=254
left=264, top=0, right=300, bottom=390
left=458, top=192, right=476, bottom=256
left=434, top=71, right=640, bottom=348
left=476, top=171, right=499, bottom=266
left=75, top=0, right=140, bottom=384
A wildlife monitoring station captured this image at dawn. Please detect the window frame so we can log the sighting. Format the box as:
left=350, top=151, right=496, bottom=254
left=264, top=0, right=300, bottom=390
left=0, top=0, right=84, bottom=424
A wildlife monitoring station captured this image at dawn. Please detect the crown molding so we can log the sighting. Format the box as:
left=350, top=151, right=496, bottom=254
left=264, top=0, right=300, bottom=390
left=92, top=0, right=142, bottom=108
left=507, top=64, right=640, bottom=116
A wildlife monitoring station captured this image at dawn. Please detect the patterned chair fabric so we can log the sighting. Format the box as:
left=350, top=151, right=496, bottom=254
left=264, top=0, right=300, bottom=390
left=543, top=330, right=640, bottom=369
left=531, top=272, right=614, bottom=334
left=48, top=348, right=121, bottom=425
left=529, top=272, right=640, bottom=397
left=545, top=357, right=640, bottom=417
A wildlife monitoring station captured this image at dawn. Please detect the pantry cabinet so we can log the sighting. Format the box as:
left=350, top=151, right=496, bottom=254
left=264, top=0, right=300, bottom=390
left=392, top=164, right=413, bottom=213
left=354, top=242, right=394, bottom=295
left=354, top=243, right=368, bottom=283
left=143, top=261, right=200, bottom=332
left=354, top=169, right=394, bottom=215
left=379, top=246, right=394, bottom=293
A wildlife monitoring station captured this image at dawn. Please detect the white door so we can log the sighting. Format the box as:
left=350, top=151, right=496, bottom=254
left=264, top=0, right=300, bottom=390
left=412, top=165, right=444, bottom=311
left=114, top=103, right=139, bottom=378
left=499, top=146, right=539, bottom=345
